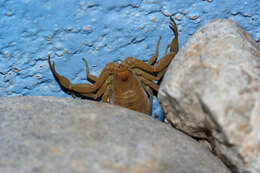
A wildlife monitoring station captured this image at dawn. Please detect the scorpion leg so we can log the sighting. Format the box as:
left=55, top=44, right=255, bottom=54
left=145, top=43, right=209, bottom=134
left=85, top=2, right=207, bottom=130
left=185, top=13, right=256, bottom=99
left=169, top=15, right=178, bottom=53
left=140, top=78, right=160, bottom=118
left=80, top=76, right=111, bottom=100
left=95, top=76, right=112, bottom=102
left=142, top=83, right=153, bottom=101
left=82, top=58, right=98, bottom=83
left=148, top=36, right=161, bottom=65
left=81, top=58, right=113, bottom=101
left=142, top=84, right=153, bottom=114
left=165, top=44, right=170, bottom=56
left=81, top=82, right=105, bottom=99
left=101, top=84, right=112, bottom=103
left=123, top=16, right=178, bottom=74
left=132, top=68, right=167, bottom=82
left=81, top=75, right=111, bottom=103
left=148, top=16, right=176, bottom=65
left=48, top=55, right=112, bottom=95
left=101, top=88, right=110, bottom=103
left=152, top=15, right=178, bottom=72
left=141, top=77, right=159, bottom=92
left=101, top=76, right=113, bottom=103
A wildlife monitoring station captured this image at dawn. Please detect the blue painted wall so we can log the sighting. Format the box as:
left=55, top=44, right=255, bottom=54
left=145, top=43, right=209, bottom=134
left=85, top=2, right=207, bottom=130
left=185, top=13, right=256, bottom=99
left=0, top=0, right=259, bottom=119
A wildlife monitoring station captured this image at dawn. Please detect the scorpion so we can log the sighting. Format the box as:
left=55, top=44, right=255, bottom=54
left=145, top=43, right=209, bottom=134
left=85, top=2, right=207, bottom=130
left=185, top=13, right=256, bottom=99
left=48, top=16, right=178, bottom=115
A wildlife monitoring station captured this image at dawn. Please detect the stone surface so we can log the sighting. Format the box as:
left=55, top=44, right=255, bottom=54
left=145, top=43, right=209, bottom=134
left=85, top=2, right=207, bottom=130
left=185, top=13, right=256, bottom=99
left=0, top=96, right=231, bottom=173
left=0, top=1, right=260, bottom=118
left=158, top=19, right=260, bottom=173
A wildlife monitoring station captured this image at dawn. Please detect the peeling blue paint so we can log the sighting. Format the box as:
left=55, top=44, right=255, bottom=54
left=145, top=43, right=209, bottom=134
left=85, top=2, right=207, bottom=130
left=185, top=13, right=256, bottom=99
left=0, top=0, right=259, bottom=120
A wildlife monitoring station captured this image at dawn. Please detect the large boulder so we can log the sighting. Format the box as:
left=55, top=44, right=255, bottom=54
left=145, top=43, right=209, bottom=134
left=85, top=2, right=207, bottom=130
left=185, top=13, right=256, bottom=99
left=0, top=96, right=230, bottom=173
left=159, top=19, right=260, bottom=173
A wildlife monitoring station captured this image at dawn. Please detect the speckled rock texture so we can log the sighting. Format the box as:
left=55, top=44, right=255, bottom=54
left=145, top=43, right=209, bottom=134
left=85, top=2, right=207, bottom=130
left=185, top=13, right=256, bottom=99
left=0, top=96, right=231, bottom=173
left=0, top=1, right=260, bottom=118
left=158, top=19, right=260, bottom=173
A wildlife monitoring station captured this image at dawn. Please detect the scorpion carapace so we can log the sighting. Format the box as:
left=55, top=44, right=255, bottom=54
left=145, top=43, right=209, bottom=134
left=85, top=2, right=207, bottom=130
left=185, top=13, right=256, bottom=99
left=48, top=16, right=178, bottom=115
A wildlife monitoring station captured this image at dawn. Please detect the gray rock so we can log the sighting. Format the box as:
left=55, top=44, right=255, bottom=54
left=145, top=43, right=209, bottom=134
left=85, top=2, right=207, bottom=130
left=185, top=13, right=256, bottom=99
left=158, top=19, right=260, bottom=173
left=0, top=96, right=230, bottom=173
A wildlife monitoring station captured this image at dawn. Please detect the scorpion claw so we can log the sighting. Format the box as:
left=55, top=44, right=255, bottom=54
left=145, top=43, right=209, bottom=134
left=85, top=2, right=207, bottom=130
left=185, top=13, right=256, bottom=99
left=169, top=22, right=177, bottom=33
left=169, top=16, right=177, bottom=33
left=48, top=55, right=72, bottom=90
left=170, top=15, right=176, bottom=25
left=82, top=57, right=99, bottom=83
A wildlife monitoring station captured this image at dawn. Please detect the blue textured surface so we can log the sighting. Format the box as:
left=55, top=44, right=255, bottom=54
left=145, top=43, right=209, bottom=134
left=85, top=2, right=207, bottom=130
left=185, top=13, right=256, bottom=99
left=0, top=0, right=259, bottom=120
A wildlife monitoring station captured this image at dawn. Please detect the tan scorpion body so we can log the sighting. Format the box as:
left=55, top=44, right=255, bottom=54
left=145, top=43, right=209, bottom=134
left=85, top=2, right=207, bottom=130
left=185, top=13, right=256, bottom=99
left=48, top=16, right=178, bottom=115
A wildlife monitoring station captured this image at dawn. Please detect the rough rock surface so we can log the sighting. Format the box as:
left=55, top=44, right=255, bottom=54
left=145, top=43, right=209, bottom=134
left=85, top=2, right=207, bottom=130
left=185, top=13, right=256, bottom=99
left=0, top=96, right=231, bottom=173
left=158, top=19, right=260, bottom=173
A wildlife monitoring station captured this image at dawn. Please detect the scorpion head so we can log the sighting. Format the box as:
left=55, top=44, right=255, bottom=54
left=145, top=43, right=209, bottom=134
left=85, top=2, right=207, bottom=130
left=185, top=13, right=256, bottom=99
left=116, top=63, right=130, bottom=81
